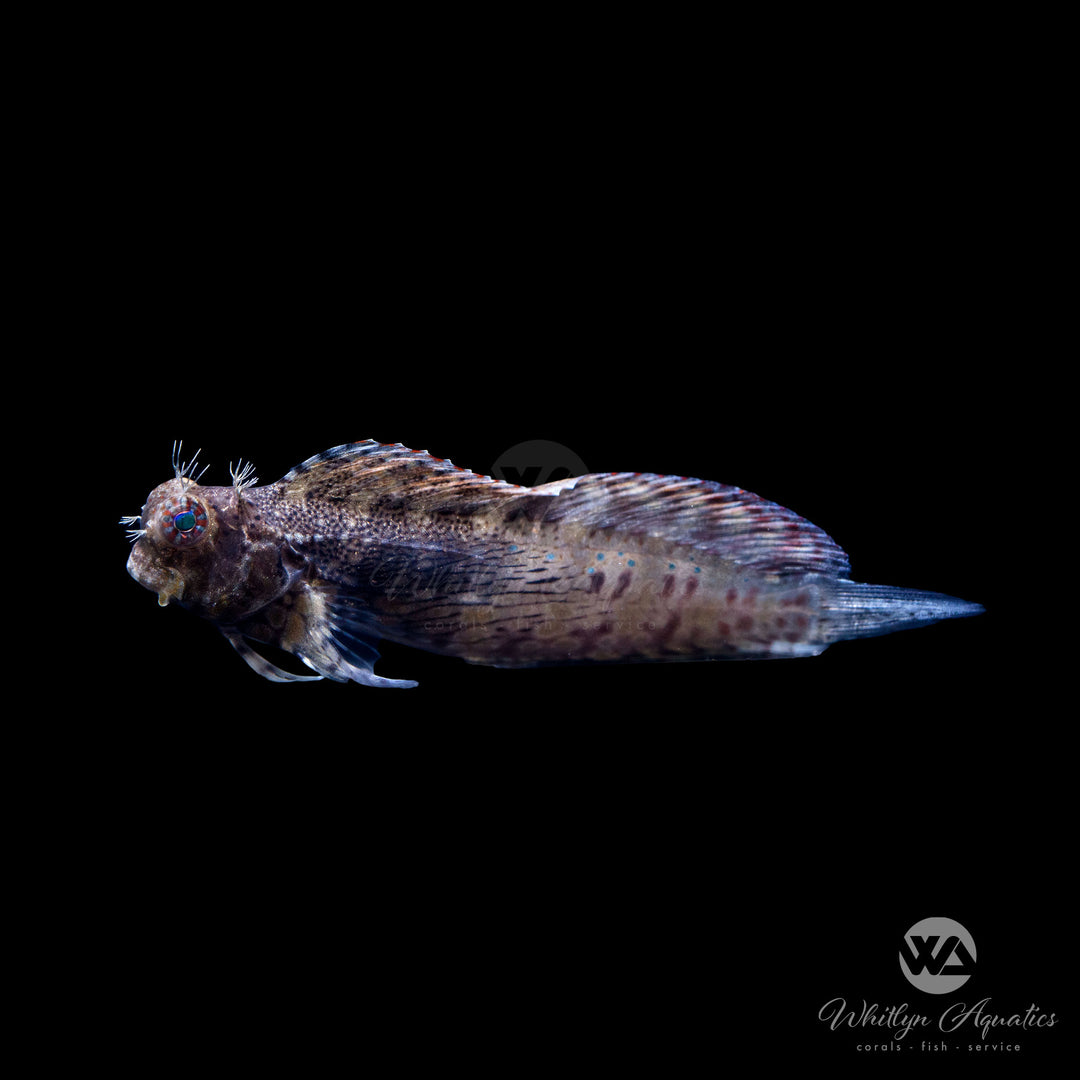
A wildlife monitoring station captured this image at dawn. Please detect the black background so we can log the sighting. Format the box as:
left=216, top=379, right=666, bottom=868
left=57, top=12, right=1066, bottom=1070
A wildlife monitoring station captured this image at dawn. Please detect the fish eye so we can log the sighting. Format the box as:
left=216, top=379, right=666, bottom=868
left=160, top=494, right=209, bottom=547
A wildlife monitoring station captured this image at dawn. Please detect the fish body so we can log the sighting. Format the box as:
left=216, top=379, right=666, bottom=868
left=124, top=441, right=982, bottom=688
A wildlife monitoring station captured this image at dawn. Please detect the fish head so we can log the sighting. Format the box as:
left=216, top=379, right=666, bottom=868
left=125, top=477, right=221, bottom=609
left=125, top=475, right=288, bottom=621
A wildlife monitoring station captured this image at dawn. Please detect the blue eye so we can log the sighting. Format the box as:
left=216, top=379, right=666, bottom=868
left=160, top=495, right=209, bottom=547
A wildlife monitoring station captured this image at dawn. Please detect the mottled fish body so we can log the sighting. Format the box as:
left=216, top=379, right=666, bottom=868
left=123, top=441, right=982, bottom=688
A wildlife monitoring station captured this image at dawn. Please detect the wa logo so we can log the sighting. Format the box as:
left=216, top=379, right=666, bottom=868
left=490, top=441, right=588, bottom=488
left=899, top=917, right=977, bottom=994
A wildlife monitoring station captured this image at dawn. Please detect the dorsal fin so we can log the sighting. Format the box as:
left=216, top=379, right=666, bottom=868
left=278, top=440, right=527, bottom=510
left=527, top=472, right=852, bottom=578
left=279, top=443, right=850, bottom=578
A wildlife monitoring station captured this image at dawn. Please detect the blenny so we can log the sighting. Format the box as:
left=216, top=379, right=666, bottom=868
left=122, top=440, right=982, bottom=688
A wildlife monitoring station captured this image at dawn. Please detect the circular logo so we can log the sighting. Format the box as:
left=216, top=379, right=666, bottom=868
left=899, top=916, right=976, bottom=994
left=490, top=440, right=588, bottom=488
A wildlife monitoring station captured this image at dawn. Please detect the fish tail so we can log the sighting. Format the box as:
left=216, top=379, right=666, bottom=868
left=818, top=580, right=983, bottom=644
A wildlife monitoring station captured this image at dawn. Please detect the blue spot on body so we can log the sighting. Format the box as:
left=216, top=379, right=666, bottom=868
left=694, top=566, right=701, bottom=573
left=509, top=544, right=518, bottom=552
left=596, top=552, right=605, bottom=560
left=546, top=553, right=556, bottom=561
left=669, top=563, right=676, bottom=570
left=628, top=559, right=635, bottom=567
left=586, top=566, right=595, bottom=574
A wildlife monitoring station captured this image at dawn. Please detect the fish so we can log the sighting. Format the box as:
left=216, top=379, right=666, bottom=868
left=122, top=440, right=983, bottom=688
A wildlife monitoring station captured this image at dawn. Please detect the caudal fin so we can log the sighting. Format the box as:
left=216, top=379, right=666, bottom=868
left=819, top=580, right=983, bottom=643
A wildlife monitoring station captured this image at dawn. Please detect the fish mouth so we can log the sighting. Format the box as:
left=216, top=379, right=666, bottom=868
left=127, top=545, right=185, bottom=607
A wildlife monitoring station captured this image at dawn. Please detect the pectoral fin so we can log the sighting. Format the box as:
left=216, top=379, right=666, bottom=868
left=228, top=582, right=418, bottom=689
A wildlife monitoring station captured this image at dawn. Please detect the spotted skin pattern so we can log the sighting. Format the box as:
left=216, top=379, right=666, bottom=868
left=123, top=441, right=982, bottom=688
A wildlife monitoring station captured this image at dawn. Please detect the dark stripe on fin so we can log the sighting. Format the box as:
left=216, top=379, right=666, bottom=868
left=529, top=472, right=852, bottom=578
